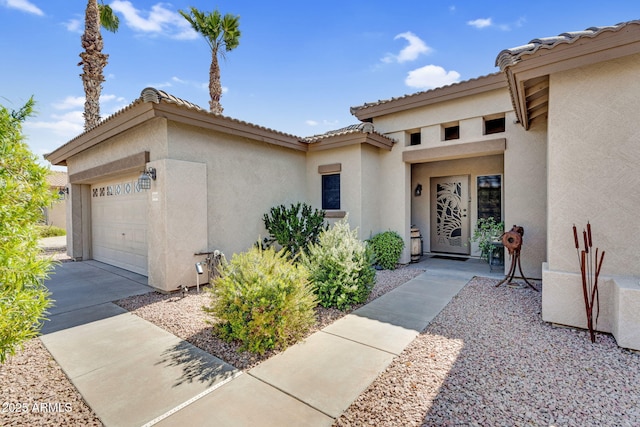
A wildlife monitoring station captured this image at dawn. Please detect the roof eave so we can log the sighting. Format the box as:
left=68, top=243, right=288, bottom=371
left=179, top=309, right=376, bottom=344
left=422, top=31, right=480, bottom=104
left=45, top=96, right=309, bottom=166
left=351, top=73, right=508, bottom=121
left=307, top=132, right=395, bottom=152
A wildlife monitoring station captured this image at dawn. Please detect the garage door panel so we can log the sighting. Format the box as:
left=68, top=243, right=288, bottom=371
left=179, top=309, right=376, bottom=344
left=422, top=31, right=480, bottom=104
left=91, top=177, right=148, bottom=276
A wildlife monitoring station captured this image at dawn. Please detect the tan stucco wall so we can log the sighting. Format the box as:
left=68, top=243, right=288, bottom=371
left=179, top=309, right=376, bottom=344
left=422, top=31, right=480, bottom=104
left=376, top=136, right=412, bottom=263
left=503, top=112, right=547, bottom=279
left=360, top=144, right=382, bottom=239
left=167, top=122, right=308, bottom=258
left=306, top=145, right=363, bottom=231
left=546, top=52, right=640, bottom=277
left=45, top=197, right=67, bottom=229
left=66, top=119, right=167, bottom=173
left=541, top=53, right=640, bottom=349
left=146, top=158, right=208, bottom=292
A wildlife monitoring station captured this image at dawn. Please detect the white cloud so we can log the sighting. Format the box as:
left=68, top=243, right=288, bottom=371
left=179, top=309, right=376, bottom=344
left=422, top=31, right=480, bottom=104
left=64, top=18, right=82, bottom=33
left=405, top=65, right=461, bottom=89
left=467, top=18, right=492, bottom=29
left=53, top=96, right=84, bottom=110
left=148, top=76, right=208, bottom=91
left=382, top=31, right=432, bottom=64
left=1, top=0, right=43, bottom=16
left=306, top=120, right=319, bottom=126
left=27, top=93, right=129, bottom=138
left=110, top=1, right=197, bottom=40
left=25, top=111, right=84, bottom=137
left=468, top=17, right=525, bottom=31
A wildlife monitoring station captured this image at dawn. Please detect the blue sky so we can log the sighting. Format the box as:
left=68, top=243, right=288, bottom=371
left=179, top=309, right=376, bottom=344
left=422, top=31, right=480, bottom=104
left=1, top=1, right=638, bottom=169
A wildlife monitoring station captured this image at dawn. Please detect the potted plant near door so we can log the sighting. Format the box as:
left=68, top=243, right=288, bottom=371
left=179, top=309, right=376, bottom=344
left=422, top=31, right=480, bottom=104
left=471, top=217, right=504, bottom=265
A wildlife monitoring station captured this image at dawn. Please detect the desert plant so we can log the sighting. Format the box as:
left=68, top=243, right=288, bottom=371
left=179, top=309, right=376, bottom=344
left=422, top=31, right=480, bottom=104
left=470, top=217, right=504, bottom=261
left=369, top=231, right=404, bottom=270
left=302, top=218, right=376, bottom=310
left=0, top=99, right=54, bottom=363
left=205, top=245, right=316, bottom=355
left=262, top=202, right=326, bottom=260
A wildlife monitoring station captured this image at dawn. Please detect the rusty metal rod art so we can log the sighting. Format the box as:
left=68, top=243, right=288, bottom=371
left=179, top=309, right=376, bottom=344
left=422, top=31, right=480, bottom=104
left=495, top=225, right=538, bottom=291
left=573, top=222, right=605, bottom=343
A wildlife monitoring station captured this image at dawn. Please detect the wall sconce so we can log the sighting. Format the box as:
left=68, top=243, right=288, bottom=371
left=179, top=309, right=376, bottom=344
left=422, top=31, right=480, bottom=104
left=138, top=167, right=156, bottom=190
left=58, top=186, right=69, bottom=199
left=414, top=184, right=422, bottom=197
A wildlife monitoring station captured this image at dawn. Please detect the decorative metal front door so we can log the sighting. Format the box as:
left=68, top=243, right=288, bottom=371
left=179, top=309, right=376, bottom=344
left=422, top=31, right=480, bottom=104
left=430, top=175, right=470, bottom=255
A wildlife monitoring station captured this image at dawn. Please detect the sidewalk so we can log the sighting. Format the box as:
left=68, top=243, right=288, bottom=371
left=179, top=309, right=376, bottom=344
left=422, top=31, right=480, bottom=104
left=40, top=258, right=502, bottom=426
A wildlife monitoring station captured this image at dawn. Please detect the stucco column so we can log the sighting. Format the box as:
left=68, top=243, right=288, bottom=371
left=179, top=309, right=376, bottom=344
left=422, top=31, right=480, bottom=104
left=146, top=159, right=208, bottom=292
left=67, top=183, right=91, bottom=261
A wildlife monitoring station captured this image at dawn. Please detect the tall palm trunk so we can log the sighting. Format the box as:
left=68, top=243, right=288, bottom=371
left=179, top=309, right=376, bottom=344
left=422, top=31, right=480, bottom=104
left=79, top=0, right=108, bottom=131
left=209, top=48, right=223, bottom=114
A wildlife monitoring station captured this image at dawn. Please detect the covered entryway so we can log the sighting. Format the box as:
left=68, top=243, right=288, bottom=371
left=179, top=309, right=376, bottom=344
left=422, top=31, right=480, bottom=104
left=91, top=174, right=148, bottom=275
left=409, top=151, right=504, bottom=258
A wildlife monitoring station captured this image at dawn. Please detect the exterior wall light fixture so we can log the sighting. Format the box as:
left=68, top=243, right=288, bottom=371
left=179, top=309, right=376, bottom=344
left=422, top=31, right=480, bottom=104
left=414, top=183, right=422, bottom=197
left=58, top=186, right=69, bottom=199
left=138, top=167, right=156, bottom=190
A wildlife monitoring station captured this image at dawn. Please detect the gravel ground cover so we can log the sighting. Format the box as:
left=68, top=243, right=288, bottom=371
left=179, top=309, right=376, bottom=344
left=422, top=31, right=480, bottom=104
left=334, top=277, right=640, bottom=427
left=0, top=336, right=102, bottom=426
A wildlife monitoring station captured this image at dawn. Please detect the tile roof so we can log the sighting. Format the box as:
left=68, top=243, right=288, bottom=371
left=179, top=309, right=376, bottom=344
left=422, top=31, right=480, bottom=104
left=495, top=20, right=640, bottom=70
left=303, top=122, right=378, bottom=143
left=138, top=87, right=302, bottom=139
left=350, top=73, right=505, bottom=118
left=46, top=171, right=68, bottom=187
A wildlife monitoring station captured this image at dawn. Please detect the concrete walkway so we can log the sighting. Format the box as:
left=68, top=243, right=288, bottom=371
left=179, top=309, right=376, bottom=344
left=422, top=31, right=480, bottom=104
left=40, top=257, right=503, bottom=427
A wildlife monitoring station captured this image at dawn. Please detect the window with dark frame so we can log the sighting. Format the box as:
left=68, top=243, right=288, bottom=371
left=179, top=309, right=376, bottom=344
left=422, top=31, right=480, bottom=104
left=410, top=132, right=421, bottom=146
left=444, top=125, right=460, bottom=141
left=485, top=117, right=506, bottom=135
left=322, top=174, right=340, bottom=210
left=477, top=175, right=502, bottom=223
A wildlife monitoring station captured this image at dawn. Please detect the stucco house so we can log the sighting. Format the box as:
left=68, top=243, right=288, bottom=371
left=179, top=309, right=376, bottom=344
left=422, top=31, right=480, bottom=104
left=46, top=20, right=640, bottom=350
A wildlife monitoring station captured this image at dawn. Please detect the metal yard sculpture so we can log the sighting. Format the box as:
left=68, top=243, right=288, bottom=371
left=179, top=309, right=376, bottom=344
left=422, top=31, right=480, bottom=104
left=573, top=222, right=605, bottom=343
left=496, top=225, right=538, bottom=291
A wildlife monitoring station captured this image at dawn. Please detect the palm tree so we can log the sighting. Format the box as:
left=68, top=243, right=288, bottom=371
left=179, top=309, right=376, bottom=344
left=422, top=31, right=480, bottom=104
left=179, top=7, right=241, bottom=115
left=79, top=0, right=119, bottom=131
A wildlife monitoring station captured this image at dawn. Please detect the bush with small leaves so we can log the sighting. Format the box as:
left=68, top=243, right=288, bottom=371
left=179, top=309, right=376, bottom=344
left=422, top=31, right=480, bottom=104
left=369, top=230, right=404, bottom=270
left=0, top=99, right=54, bottom=363
left=262, top=202, right=326, bottom=260
left=302, top=218, right=376, bottom=310
left=205, top=246, right=317, bottom=355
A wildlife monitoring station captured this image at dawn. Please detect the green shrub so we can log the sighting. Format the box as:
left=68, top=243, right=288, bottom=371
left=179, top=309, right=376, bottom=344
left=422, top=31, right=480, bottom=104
left=205, top=246, right=317, bottom=355
left=470, top=217, right=504, bottom=261
left=369, top=231, right=404, bottom=270
left=0, top=99, right=54, bottom=363
left=36, top=225, right=66, bottom=238
left=262, top=202, right=326, bottom=260
left=302, top=218, right=376, bottom=310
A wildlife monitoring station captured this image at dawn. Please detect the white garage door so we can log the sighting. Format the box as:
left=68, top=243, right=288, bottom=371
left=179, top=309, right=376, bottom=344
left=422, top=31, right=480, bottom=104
left=91, top=175, right=148, bottom=275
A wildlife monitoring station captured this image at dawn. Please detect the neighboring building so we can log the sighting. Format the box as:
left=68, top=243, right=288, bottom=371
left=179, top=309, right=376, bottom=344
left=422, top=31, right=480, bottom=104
left=46, top=20, right=640, bottom=349
left=43, top=170, right=68, bottom=229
